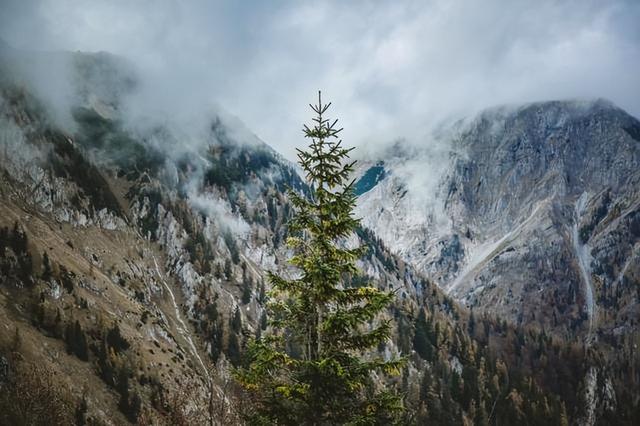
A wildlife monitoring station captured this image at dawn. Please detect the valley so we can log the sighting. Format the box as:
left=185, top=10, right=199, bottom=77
left=0, top=43, right=638, bottom=425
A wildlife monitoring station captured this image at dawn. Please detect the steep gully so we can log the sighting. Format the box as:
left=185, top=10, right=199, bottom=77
left=571, top=192, right=596, bottom=341
left=152, top=255, right=211, bottom=384
left=571, top=192, right=597, bottom=426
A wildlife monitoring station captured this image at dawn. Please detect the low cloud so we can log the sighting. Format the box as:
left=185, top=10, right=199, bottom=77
left=1, top=0, right=639, bottom=159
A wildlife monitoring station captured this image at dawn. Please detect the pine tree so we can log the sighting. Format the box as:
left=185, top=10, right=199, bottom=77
left=65, top=320, right=89, bottom=361
left=10, top=326, right=21, bottom=353
left=259, top=311, right=268, bottom=331
left=42, top=251, right=52, bottom=281
left=242, top=274, right=252, bottom=305
left=413, top=308, right=433, bottom=361
left=75, top=394, right=88, bottom=426
left=231, top=306, right=242, bottom=333
left=227, top=331, right=242, bottom=367
left=224, top=258, right=233, bottom=281
left=74, top=321, right=89, bottom=361
left=227, top=306, right=243, bottom=366
left=236, top=92, right=404, bottom=425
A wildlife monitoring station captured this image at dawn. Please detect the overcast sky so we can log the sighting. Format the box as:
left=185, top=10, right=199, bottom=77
left=1, top=0, right=639, bottom=159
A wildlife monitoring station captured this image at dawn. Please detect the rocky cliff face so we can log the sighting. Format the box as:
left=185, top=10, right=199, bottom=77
left=355, top=100, right=640, bottom=339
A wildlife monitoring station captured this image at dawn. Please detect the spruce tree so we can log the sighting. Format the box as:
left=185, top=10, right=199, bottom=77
left=413, top=308, right=433, bottom=361
left=41, top=251, right=52, bottom=281
left=242, top=274, right=253, bottom=305
left=236, top=92, right=404, bottom=425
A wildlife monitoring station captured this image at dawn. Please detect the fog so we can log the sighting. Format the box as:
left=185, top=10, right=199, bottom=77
left=1, top=0, right=639, bottom=160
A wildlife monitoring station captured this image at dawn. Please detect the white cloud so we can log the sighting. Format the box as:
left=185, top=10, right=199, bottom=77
left=1, top=0, right=638, bottom=159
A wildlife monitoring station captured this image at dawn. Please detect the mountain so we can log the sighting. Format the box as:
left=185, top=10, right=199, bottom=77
left=0, top=44, right=638, bottom=425
left=353, top=101, right=640, bottom=424
left=355, top=100, right=640, bottom=339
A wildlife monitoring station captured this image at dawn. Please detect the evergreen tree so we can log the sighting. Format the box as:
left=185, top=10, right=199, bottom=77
left=242, top=275, right=252, bottom=305
left=227, top=306, right=244, bottom=366
left=231, top=306, right=242, bottom=333
left=206, top=299, right=224, bottom=363
left=75, top=394, right=88, bottom=426
left=76, top=321, right=89, bottom=361
left=42, top=251, right=52, bottom=281
left=65, top=320, right=88, bottom=361
left=0, top=226, right=8, bottom=256
left=10, top=326, right=21, bottom=353
left=210, top=318, right=224, bottom=364
left=227, top=331, right=242, bottom=367
left=116, top=364, right=131, bottom=415
left=468, top=309, right=476, bottom=336
left=127, top=392, right=142, bottom=423
left=224, top=258, right=233, bottom=281
left=106, top=324, right=130, bottom=353
left=413, top=308, right=433, bottom=361
left=259, top=311, right=268, bottom=331
left=257, top=280, right=266, bottom=304
left=236, top=93, right=404, bottom=425
left=11, top=221, right=27, bottom=254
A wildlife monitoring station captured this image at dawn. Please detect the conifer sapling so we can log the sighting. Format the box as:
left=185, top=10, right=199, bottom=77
left=236, top=92, right=404, bottom=425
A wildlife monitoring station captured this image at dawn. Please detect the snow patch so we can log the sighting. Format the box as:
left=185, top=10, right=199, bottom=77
left=572, top=192, right=596, bottom=338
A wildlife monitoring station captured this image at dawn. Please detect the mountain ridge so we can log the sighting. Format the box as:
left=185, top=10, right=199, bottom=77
left=354, top=97, right=640, bottom=340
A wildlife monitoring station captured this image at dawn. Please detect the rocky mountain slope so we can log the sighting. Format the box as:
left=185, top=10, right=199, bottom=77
left=0, top=44, right=638, bottom=425
left=355, top=100, right=640, bottom=342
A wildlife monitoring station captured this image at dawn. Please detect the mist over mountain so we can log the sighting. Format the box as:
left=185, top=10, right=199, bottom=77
left=2, top=0, right=639, bottom=158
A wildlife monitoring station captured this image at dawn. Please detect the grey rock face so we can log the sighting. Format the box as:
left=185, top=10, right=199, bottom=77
left=355, top=99, right=640, bottom=337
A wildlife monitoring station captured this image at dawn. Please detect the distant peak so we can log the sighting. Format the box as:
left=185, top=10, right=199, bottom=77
left=469, top=98, right=629, bottom=127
